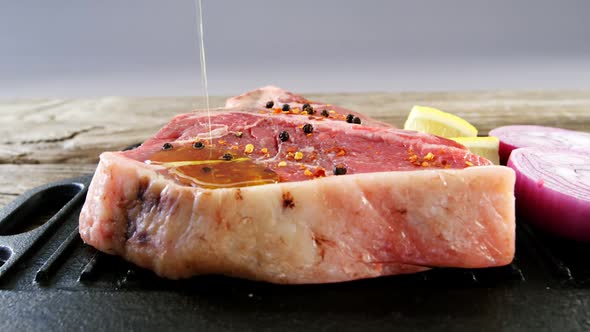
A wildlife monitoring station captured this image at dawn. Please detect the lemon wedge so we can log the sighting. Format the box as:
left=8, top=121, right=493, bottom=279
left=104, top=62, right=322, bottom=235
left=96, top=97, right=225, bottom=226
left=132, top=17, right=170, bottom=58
left=450, top=136, right=500, bottom=164
left=404, top=105, right=478, bottom=138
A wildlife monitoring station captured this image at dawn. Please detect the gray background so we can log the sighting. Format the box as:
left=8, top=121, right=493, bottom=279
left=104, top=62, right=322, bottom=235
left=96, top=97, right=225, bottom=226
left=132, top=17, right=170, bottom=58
left=1, top=0, right=589, bottom=99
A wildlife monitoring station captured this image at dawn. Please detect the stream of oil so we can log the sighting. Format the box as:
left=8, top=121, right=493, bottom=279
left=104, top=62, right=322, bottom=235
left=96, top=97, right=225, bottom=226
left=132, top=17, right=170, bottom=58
left=145, top=1, right=280, bottom=189
left=195, top=0, right=212, bottom=145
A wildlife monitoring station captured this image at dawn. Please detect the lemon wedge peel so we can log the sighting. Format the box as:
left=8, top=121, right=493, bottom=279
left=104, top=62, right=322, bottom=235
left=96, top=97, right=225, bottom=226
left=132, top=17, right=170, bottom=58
left=450, top=136, right=500, bottom=165
left=404, top=105, right=478, bottom=138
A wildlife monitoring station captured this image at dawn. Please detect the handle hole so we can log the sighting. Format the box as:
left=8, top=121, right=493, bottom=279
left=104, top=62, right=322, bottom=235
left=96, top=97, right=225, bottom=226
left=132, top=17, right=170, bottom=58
left=0, top=246, right=11, bottom=267
left=0, top=183, right=83, bottom=235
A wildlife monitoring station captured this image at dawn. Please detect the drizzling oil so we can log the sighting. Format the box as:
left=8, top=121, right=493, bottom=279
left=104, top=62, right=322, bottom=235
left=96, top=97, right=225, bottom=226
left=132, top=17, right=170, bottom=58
left=160, top=1, right=278, bottom=189
left=195, top=0, right=212, bottom=147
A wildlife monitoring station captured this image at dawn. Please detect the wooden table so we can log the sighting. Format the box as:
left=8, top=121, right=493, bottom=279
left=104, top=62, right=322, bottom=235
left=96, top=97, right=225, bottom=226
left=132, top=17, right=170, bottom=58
left=1, top=90, right=589, bottom=208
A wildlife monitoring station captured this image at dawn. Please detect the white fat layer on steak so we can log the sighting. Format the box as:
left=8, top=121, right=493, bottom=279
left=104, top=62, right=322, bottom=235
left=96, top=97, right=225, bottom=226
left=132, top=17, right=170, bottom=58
left=194, top=125, right=228, bottom=140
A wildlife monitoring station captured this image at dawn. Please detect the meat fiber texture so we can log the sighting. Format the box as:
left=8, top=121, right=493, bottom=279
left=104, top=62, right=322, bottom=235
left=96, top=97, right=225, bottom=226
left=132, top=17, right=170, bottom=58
left=226, top=85, right=393, bottom=128
left=80, top=87, right=516, bottom=284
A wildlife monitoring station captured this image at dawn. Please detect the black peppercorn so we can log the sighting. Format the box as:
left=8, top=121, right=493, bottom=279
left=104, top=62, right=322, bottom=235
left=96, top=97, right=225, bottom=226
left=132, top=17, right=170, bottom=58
left=162, top=143, right=173, bottom=150
left=302, top=123, right=314, bottom=134
left=222, top=153, right=233, bottom=161
left=282, top=104, right=290, bottom=112
left=346, top=114, right=354, bottom=123
left=321, top=110, right=329, bottom=117
left=302, top=103, right=314, bottom=114
left=265, top=101, right=274, bottom=108
left=193, top=141, right=205, bottom=149
left=353, top=116, right=361, bottom=124
left=334, top=165, right=347, bottom=175
left=279, top=130, right=290, bottom=142
left=202, top=166, right=212, bottom=173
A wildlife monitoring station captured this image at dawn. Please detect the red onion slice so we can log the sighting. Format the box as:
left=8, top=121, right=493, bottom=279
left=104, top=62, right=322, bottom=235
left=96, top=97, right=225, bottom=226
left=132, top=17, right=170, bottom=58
left=489, top=125, right=590, bottom=165
left=508, top=147, right=590, bottom=241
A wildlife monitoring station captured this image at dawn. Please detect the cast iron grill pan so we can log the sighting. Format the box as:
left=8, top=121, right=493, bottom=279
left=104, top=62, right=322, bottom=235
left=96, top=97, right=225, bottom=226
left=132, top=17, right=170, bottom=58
left=0, top=165, right=588, bottom=330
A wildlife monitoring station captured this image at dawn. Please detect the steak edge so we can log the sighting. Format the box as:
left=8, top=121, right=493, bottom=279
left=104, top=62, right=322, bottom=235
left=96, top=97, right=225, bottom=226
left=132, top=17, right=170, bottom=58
left=80, top=153, right=514, bottom=283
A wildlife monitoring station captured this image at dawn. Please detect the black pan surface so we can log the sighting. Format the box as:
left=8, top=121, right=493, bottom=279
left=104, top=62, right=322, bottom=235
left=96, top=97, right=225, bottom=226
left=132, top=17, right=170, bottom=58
left=0, top=175, right=588, bottom=332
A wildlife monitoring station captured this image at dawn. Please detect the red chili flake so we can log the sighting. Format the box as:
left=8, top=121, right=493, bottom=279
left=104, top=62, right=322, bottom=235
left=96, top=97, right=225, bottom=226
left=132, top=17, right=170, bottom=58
left=314, top=167, right=326, bottom=177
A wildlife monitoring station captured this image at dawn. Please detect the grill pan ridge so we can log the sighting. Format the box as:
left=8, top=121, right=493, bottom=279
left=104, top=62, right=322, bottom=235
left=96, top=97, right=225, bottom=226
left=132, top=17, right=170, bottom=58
left=0, top=174, right=589, bottom=331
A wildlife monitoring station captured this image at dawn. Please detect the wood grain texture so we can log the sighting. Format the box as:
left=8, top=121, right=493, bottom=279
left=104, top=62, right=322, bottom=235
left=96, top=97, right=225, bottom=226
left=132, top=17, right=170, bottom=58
left=1, top=90, right=589, bottom=208
left=0, top=164, right=96, bottom=208
left=2, top=91, right=589, bottom=165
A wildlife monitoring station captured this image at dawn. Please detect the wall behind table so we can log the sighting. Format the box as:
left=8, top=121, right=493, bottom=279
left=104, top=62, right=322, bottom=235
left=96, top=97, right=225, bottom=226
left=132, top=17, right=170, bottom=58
left=1, top=0, right=589, bottom=99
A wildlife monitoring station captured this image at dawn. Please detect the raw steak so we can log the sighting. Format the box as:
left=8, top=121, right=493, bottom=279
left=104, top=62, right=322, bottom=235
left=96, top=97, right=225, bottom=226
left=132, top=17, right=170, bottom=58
left=79, top=91, right=515, bottom=284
